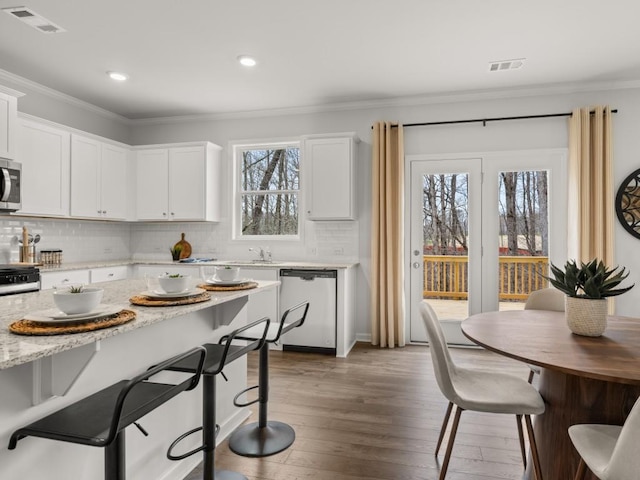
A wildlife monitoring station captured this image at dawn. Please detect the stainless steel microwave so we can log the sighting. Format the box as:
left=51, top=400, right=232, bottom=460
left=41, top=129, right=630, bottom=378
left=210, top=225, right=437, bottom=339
left=0, top=158, right=21, bottom=213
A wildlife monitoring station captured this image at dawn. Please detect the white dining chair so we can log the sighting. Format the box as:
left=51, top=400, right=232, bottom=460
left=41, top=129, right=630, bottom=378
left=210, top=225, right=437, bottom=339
left=568, top=396, right=640, bottom=480
left=523, top=287, right=565, bottom=382
left=420, top=301, right=545, bottom=480
left=524, top=287, right=565, bottom=312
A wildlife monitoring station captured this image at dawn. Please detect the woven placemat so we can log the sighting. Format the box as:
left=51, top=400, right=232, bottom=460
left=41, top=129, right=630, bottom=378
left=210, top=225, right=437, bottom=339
left=197, top=281, right=259, bottom=292
left=129, top=292, right=211, bottom=307
left=9, top=309, right=136, bottom=336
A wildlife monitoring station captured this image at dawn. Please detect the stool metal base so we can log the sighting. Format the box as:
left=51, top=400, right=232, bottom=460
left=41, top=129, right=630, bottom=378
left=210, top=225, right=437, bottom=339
left=228, top=421, right=295, bottom=458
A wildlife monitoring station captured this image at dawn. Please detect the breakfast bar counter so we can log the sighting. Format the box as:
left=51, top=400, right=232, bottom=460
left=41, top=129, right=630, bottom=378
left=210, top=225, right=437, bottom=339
left=0, top=278, right=278, bottom=370
left=0, top=278, right=279, bottom=480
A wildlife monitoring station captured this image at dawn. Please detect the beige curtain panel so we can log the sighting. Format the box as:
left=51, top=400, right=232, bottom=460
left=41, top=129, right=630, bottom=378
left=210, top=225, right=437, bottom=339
left=371, top=121, right=405, bottom=348
left=568, top=106, right=615, bottom=311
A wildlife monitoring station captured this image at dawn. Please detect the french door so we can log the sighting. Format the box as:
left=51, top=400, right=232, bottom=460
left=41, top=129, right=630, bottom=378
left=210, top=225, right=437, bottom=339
left=407, top=150, right=567, bottom=344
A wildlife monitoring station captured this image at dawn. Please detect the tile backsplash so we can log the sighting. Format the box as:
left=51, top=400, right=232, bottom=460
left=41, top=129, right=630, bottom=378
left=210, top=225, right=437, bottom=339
left=0, top=218, right=131, bottom=264
left=0, top=217, right=359, bottom=265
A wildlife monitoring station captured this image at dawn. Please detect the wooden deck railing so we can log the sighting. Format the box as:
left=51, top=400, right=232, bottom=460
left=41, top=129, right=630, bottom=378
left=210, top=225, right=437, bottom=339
left=423, top=255, right=549, bottom=301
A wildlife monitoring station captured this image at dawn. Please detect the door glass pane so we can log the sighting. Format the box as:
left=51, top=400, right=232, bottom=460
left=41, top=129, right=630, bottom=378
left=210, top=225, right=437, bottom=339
left=422, top=173, right=469, bottom=321
left=497, top=170, right=550, bottom=311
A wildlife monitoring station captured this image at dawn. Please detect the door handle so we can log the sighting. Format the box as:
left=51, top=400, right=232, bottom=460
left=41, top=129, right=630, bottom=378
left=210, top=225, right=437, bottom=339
left=413, top=262, right=421, bottom=269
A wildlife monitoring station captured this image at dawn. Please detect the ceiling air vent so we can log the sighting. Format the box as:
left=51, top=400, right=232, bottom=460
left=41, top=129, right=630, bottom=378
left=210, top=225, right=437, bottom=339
left=2, top=6, right=66, bottom=34
left=489, top=58, right=525, bottom=72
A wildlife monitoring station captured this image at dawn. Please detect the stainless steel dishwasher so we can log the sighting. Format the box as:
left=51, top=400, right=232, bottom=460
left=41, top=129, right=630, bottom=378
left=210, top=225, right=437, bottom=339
left=279, top=269, right=337, bottom=354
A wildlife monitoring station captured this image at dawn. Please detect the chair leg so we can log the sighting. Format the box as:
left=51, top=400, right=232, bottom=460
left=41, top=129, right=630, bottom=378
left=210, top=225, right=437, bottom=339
left=439, top=406, right=463, bottom=480
left=515, top=414, right=527, bottom=469
left=574, top=458, right=587, bottom=480
left=435, top=402, right=454, bottom=456
left=524, top=415, right=543, bottom=480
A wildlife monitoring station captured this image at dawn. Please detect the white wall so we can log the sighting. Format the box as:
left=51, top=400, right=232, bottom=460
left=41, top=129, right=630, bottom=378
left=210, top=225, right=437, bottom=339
left=130, top=86, right=640, bottom=336
left=5, top=77, right=640, bottom=338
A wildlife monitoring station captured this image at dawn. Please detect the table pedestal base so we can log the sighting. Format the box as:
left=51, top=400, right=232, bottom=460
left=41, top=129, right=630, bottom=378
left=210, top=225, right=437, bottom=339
left=524, top=369, right=640, bottom=480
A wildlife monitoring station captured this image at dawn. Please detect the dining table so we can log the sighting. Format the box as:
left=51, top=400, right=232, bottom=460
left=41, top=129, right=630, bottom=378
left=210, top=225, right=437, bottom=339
left=461, top=309, right=640, bottom=480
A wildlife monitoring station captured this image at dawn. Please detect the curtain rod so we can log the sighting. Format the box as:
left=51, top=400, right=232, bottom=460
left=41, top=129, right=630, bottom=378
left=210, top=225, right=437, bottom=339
left=375, top=109, right=618, bottom=129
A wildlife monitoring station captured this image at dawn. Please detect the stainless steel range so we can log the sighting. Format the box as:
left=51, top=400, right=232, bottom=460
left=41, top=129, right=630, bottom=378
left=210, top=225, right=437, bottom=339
left=0, top=265, right=40, bottom=296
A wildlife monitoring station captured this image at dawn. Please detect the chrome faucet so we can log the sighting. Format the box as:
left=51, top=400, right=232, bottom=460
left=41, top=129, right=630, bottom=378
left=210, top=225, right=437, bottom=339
left=249, top=247, right=271, bottom=262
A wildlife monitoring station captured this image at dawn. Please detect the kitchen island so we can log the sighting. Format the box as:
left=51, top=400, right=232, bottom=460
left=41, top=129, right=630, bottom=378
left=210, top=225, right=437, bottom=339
left=0, top=278, right=278, bottom=480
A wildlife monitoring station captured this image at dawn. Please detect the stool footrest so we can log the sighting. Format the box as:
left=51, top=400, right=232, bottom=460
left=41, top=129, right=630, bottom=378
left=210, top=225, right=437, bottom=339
left=167, top=426, right=205, bottom=461
left=233, top=384, right=259, bottom=408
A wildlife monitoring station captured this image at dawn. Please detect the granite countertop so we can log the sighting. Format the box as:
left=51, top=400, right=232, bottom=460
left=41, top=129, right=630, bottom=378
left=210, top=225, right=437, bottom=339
left=0, top=278, right=279, bottom=370
left=39, top=259, right=358, bottom=273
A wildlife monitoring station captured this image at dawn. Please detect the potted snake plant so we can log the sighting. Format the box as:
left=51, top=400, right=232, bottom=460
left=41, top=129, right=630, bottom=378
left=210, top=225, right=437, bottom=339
left=544, top=259, right=634, bottom=336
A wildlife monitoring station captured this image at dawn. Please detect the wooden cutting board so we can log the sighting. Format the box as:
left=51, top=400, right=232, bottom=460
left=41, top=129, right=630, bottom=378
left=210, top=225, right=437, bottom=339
left=173, top=233, right=192, bottom=259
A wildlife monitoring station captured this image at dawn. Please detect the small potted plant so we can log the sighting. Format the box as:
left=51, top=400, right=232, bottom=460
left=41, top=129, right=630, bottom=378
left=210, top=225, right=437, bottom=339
left=544, top=259, right=634, bottom=336
left=170, top=245, right=182, bottom=262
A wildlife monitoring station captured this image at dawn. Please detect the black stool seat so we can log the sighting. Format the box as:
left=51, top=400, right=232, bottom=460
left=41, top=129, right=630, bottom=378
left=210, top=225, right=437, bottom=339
left=228, top=301, right=309, bottom=458
left=9, top=347, right=206, bottom=480
left=165, top=317, right=270, bottom=480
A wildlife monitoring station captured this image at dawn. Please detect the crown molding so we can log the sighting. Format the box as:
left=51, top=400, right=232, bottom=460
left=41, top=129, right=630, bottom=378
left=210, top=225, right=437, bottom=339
left=0, top=68, right=132, bottom=125
left=129, top=79, right=640, bottom=126
left=2, top=65, right=640, bottom=127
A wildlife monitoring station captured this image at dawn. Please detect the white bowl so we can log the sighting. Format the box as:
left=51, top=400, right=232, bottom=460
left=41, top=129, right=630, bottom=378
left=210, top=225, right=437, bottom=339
left=215, top=266, right=240, bottom=282
left=157, top=274, right=191, bottom=293
left=53, top=286, right=104, bottom=315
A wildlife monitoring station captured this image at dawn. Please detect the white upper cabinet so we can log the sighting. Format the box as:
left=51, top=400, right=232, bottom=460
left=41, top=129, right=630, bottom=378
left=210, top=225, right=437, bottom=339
left=303, top=133, right=359, bottom=220
left=135, top=142, right=222, bottom=221
left=70, top=134, right=128, bottom=220
left=18, top=118, right=71, bottom=217
left=0, top=91, right=18, bottom=160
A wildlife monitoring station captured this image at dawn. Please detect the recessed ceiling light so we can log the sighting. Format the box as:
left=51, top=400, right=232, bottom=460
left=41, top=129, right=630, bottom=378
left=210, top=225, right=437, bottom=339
left=107, top=71, right=129, bottom=81
left=237, top=55, right=257, bottom=67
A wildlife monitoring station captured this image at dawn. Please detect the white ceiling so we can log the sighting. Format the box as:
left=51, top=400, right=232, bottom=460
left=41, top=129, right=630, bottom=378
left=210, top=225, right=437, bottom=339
left=1, top=0, right=639, bottom=120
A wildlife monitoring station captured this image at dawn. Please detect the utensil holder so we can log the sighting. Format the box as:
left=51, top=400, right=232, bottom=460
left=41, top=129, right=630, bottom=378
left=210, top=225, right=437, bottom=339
left=20, top=245, right=36, bottom=264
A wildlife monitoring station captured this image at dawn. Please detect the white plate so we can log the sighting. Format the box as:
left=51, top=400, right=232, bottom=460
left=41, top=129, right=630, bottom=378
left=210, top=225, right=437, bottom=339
left=141, top=287, right=205, bottom=299
left=24, top=305, right=123, bottom=324
left=205, top=277, right=251, bottom=286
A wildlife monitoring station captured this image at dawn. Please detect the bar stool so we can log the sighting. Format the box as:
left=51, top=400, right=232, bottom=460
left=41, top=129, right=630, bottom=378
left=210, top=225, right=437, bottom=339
left=228, top=301, right=310, bottom=457
left=166, top=317, right=270, bottom=480
left=8, top=347, right=207, bottom=480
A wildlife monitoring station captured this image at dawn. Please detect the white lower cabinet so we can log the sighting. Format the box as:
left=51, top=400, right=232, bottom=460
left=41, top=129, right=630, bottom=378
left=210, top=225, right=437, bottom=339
left=90, top=266, right=129, bottom=283
left=238, top=268, right=279, bottom=326
left=40, top=270, right=90, bottom=290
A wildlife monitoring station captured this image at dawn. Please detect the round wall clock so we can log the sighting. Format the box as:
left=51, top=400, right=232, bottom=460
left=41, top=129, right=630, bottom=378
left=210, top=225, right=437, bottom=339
left=615, top=168, right=640, bottom=239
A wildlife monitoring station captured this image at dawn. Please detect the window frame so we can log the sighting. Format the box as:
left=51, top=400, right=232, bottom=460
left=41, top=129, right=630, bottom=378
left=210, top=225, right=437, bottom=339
left=231, top=139, right=303, bottom=242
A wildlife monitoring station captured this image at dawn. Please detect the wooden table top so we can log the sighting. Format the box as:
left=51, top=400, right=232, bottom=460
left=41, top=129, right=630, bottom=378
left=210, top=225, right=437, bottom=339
left=462, top=310, right=640, bottom=386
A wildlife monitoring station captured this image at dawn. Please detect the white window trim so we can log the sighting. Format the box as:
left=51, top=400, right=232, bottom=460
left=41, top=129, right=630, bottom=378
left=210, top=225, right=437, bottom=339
left=230, top=138, right=303, bottom=242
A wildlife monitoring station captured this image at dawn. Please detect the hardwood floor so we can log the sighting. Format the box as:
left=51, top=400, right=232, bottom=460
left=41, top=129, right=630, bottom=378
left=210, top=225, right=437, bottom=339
left=185, top=342, right=535, bottom=480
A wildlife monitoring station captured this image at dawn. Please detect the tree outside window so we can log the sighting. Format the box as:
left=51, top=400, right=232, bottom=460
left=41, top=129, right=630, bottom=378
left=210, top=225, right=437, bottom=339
left=237, top=144, right=300, bottom=237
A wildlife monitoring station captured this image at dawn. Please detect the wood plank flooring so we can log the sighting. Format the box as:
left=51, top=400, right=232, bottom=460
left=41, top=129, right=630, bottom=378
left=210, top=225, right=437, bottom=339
left=185, top=342, right=535, bottom=480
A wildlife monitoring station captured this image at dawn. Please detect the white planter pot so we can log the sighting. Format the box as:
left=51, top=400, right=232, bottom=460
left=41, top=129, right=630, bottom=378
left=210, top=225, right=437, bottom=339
left=565, top=296, right=608, bottom=337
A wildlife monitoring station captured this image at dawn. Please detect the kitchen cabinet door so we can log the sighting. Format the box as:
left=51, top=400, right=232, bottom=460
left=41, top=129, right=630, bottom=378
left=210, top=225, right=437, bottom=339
left=0, top=91, right=17, bottom=160
left=304, top=134, right=358, bottom=220
left=135, top=142, right=221, bottom=222
left=40, top=269, right=90, bottom=290
left=18, top=119, right=71, bottom=216
left=100, top=143, right=127, bottom=219
left=70, top=135, right=101, bottom=218
left=238, top=267, right=279, bottom=332
left=136, top=149, right=169, bottom=220
left=71, top=135, right=129, bottom=220
left=168, top=146, right=207, bottom=220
